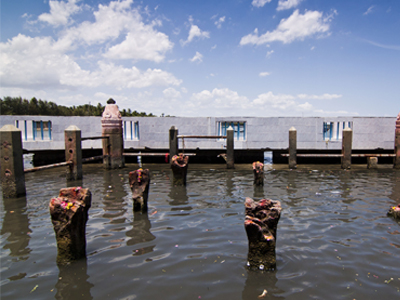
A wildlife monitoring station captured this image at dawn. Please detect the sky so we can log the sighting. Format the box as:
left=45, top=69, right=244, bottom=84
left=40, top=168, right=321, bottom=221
left=1, top=0, right=399, bottom=117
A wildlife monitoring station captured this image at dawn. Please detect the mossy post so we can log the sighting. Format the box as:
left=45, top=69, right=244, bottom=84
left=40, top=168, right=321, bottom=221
left=288, top=127, right=297, bottom=169
left=169, top=126, right=178, bottom=163
left=0, top=125, right=26, bottom=198
left=65, top=125, right=82, bottom=181
left=341, top=127, right=352, bottom=169
left=394, top=112, right=400, bottom=169
left=226, top=126, right=234, bottom=169
left=101, top=99, right=124, bottom=169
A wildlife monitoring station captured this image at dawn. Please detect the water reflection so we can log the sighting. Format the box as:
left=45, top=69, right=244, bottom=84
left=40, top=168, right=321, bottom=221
left=168, top=185, right=190, bottom=211
left=242, top=269, right=284, bottom=300
left=1, top=196, right=31, bottom=260
left=55, top=259, right=93, bottom=300
left=226, top=169, right=234, bottom=197
left=126, top=211, right=156, bottom=255
left=102, top=170, right=127, bottom=225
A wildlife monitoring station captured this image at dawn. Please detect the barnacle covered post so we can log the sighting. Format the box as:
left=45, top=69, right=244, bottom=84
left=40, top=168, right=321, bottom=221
left=102, top=98, right=124, bottom=169
left=253, top=161, right=264, bottom=186
left=244, top=197, right=282, bottom=270
left=387, top=204, right=400, bottom=219
left=171, top=153, right=189, bottom=186
left=129, top=168, right=151, bottom=212
left=394, top=112, right=400, bottom=169
left=49, top=187, right=91, bottom=264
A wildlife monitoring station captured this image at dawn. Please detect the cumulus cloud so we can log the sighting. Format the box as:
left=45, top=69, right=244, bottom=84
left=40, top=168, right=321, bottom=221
left=277, top=0, right=303, bottom=11
left=259, top=72, right=271, bottom=77
left=191, top=88, right=250, bottom=109
left=252, top=0, right=272, bottom=8
left=297, top=93, right=342, bottom=100
left=190, top=51, right=203, bottom=63
left=163, top=87, right=181, bottom=98
left=181, top=18, right=210, bottom=46
left=38, top=0, right=82, bottom=27
left=240, top=9, right=336, bottom=45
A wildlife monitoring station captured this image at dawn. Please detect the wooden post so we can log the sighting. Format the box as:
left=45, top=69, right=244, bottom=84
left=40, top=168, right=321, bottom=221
left=367, top=157, right=378, bottom=169
left=341, top=127, right=352, bottom=169
left=394, top=112, right=400, bottom=169
left=101, top=99, right=124, bottom=169
left=288, top=127, right=297, bottom=169
left=65, top=125, right=82, bottom=181
left=169, top=126, right=178, bottom=163
left=0, top=125, right=26, bottom=198
left=226, top=126, right=234, bottom=169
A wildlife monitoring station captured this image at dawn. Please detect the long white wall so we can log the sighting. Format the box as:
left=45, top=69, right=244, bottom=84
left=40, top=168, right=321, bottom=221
left=0, top=115, right=396, bottom=151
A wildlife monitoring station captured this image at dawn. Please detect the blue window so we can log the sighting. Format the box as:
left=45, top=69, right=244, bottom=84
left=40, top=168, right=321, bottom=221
left=218, top=121, right=246, bottom=141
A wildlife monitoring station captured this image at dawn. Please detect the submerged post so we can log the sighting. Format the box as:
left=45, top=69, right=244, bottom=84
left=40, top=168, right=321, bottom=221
left=394, top=112, right=400, bottom=169
left=367, top=157, right=378, bottom=169
left=65, top=125, right=82, bottom=180
left=244, top=197, right=282, bottom=270
left=129, top=168, right=151, bottom=212
left=288, top=127, right=297, bottom=169
left=171, top=153, right=189, bottom=185
left=0, top=125, right=26, bottom=198
left=253, top=161, right=264, bottom=186
left=102, top=98, right=124, bottom=169
left=341, top=127, right=352, bottom=169
left=169, top=126, right=178, bottom=163
left=226, top=126, right=234, bottom=169
left=49, top=187, right=91, bottom=265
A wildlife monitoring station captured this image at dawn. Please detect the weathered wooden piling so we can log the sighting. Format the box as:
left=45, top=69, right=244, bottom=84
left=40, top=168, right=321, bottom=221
left=387, top=204, right=400, bottom=220
left=341, top=127, right=353, bottom=169
left=226, top=126, right=234, bottom=169
left=288, top=127, right=297, bottom=169
left=253, top=161, right=264, bottom=185
left=102, top=99, right=124, bottom=169
left=169, top=126, right=179, bottom=163
left=395, top=112, right=400, bottom=169
left=0, top=125, right=26, bottom=198
left=171, top=153, right=189, bottom=185
left=244, top=197, right=282, bottom=270
left=49, top=187, right=91, bottom=265
left=367, top=157, right=378, bottom=169
left=129, top=168, right=151, bottom=212
left=65, top=125, right=82, bottom=180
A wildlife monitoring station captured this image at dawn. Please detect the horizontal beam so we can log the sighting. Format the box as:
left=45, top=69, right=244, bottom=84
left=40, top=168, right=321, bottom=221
left=177, top=135, right=226, bottom=139
left=281, top=153, right=395, bottom=157
left=24, top=161, right=71, bottom=173
left=82, top=136, right=109, bottom=141
left=124, top=153, right=196, bottom=156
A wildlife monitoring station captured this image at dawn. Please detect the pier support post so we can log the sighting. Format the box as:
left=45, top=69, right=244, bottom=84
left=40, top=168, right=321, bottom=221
left=244, top=198, right=281, bottom=270
left=171, top=154, right=189, bottom=186
left=49, top=187, right=91, bottom=265
left=65, top=126, right=82, bottom=181
left=0, top=125, right=26, bottom=198
left=129, top=168, right=151, bottom=212
left=341, top=127, right=352, bottom=169
left=226, top=126, right=234, bottom=169
left=169, top=126, right=178, bottom=163
left=288, top=127, right=297, bottom=169
left=367, top=157, right=378, bottom=169
left=394, top=112, right=400, bottom=169
left=101, top=99, right=124, bottom=169
left=253, top=161, right=264, bottom=185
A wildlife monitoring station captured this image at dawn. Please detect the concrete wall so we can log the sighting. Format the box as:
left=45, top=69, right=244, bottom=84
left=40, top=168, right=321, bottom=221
left=0, top=115, right=396, bottom=151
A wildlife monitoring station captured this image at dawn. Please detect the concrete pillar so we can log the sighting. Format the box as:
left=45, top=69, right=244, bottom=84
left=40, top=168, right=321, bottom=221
left=341, top=127, right=352, bottom=169
left=367, top=157, right=378, bottom=169
left=288, top=127, right=297, bottom=169
left=226, top=126, right=234, bottom=169
left=394, top=112, right=400, bottom=169
left=0, top=125, right=26, bottom=198
left=169, top=126, right=178, bottom=163
left=101, top=99, right=124, bottom=169
left=65, top=125, right=82, bottom=181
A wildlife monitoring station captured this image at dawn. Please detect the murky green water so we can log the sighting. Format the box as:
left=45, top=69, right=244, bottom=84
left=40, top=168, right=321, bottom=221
left=1, top=164, right=400, bottom=299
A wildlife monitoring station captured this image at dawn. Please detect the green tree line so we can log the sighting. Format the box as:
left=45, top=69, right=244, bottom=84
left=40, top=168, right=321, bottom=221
left=0, top=97, right=155, bottom=117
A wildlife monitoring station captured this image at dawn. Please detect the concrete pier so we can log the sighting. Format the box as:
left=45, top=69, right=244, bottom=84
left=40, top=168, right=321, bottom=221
left=341, top=127, right=353, bottom=169
left=226, top=126, right=234, bottom=169
left=65, top=126, right=82, bottom=180
left=288, top=127, right=297, bottom=169
left=395, top=112, right=400, bottom=169
left=102, top=99, right=124, bottom=169
left=0, top=125, right=26, bottom=198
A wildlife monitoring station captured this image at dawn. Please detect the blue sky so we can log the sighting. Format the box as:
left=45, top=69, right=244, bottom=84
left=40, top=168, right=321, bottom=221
left=1, top=0, right=399, bottom=117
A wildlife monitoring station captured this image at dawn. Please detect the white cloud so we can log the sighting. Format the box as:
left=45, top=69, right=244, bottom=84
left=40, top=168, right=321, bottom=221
left=191, top=88, right=249, bottom=109
left=163, top=87, right=181, bottom=98
left=277, top=0, right=303, bottom=11
left=38, top=0, right=82, bottom=27
left=214, top=16, right=226, bottom=29
left=252, top=92, right=296, bottom=109
left=252, top=0, right=272, bottom=8
left=266, top=50, right=274, bottom=57
left=240, top=9, right=336, bottom=45
left=190, top=51, right=203, bottom=63
left=363, top=6, right=375, bottom=16
left=259, top=72, right=271, bottom=77
left=181, top=18, right=210, bottom=46
left=297, top=93, right=342, bottom=100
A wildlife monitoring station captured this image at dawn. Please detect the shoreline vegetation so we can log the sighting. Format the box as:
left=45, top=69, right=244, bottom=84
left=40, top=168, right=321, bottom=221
left=0, top=96, right=156, bottom=117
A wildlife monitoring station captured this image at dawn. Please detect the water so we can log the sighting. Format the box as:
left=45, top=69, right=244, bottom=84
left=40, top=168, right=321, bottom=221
left=1, top=164, right=400, bottom=299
